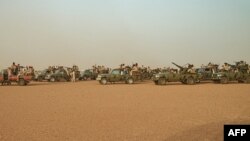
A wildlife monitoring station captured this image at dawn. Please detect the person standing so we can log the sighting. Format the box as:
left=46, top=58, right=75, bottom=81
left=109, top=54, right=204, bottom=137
left=7, top=67, right=12, bottom=80
left=72, top=71, right=76, bottom=82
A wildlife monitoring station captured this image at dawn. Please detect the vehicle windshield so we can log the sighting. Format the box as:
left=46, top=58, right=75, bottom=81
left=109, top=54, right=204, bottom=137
left=196, top=68, right=203, bottom=73
left=55, top=70, right=61, bottom=74
left=84, top=70, right=91, bottom=73
left=80, top=71, right=85, bottom=75
left=41, top=69, right=48, bottom=74
left=111, top=69, right=120, bottom=75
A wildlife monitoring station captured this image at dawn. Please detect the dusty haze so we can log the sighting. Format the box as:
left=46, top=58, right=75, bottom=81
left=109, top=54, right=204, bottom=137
left=1, top=0, right=250, bottom=70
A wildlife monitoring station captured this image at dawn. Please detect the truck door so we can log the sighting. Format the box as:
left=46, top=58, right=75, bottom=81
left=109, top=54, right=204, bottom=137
left=110, top=70, right=121, bottom=82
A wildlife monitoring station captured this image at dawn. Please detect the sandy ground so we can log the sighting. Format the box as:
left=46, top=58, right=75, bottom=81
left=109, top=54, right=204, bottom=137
left=0, top=81, right=249, bottom=141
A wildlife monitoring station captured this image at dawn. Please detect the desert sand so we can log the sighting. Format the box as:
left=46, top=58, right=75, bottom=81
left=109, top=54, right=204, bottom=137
left=0, top=81, right=249, bottom=141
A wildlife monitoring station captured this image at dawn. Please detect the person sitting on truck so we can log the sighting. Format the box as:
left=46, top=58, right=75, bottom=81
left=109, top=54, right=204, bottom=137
left=222, top=63, right=230, bottom=71
left=11, top=62, right=17, bottom=75
left=17, top=68, right=24, bottom=81
left=130, top=63, right=139, bottom=75
left=187, top=64, right=195, bottom=73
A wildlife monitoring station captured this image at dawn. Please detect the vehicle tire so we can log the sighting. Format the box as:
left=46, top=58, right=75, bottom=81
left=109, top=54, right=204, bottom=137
left=50, top=77, right=56, bottom=82
left=158, top=78, right=166, bottom=85
left=127, top=78, right=134, bottom=84
left=83, top=76, right=88, bottom=80
left=100, top=78, right=107, bottom=85
left=246, top=77, right=250, bottom=83
left=60, top=77, right=67, bottom=82
left=154, top=81, right=158, bottom=85
left=181, top=80, right=187, bottom=84
left=238, top=80, right=244, bottom=83
left=213, top=80, right=220, bottom=84
left=37, top=76, right=43, bottom=82
left=220, top=77, right=228, bottom=84
left=19, top=79, right=26, bottom=86
left=187, top=77, right=195, bottom=85
left=66, top=78, right=71, bottom=82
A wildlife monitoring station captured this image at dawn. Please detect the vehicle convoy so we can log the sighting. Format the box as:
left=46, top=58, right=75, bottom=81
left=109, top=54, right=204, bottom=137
left=96, top=68, right=143, bottom=85
left=212, top=61, right=250, bottom=84
left=79, top=69, right=97, bottom=80
left=0, top=69, right=32, bottom=86
left=152, top=62, right=199, bottom=85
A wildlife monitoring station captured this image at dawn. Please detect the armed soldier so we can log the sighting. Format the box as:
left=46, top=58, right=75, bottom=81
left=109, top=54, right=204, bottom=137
left=207, top=62, right=214, bottom=68
left=130, top=63, right=139, bottom=75
left=238, top=61, right=246, bottom=67
left=11, top=62, right=17, bottom=75
left=187, top=64, right=195, bottom=73
left=222, top=63, right=230, bottom=71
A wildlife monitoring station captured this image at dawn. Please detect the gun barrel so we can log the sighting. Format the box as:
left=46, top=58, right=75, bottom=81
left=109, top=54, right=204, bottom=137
left=228, top=64, right=235, bottom=67
left=172, top=62, right=183, bottom=69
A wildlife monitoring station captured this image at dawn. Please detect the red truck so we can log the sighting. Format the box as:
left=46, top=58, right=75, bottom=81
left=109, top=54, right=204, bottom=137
left=0, top=69, right=33, bottom=86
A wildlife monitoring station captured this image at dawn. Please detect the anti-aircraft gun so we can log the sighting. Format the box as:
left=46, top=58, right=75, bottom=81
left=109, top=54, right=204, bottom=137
left=212, top=61, right=250, bottom=84
left=172, top=62, right=192, bottom=74
left=235, top=61, right=249, bottom=73
left=172, top=62, right=184, bottom=71
left=152, top=62, right=199, bottom=85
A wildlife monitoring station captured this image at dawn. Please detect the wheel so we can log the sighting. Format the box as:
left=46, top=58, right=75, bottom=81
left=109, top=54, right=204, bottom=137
left=213, top=80, right=220, bottom=84
left=154, top=81, right=158, bottom=85
left=50, top=77, right=56, bottom=82
left=181, top=80, right=187, bottom=84
left=100, top=78, right=107, bottom=85
left=37, top=76, right=43, bottom=82
left=19, top=79, right=26, bottom=86
left=158, top=78, right=166, bottom=85
left=238, top=80, right=244, bottom=83
left=246, top=77, right=250, bottom=83
left=127, top=78, right=134, bottom=84
left=83, top=76, right=88, bottom=80
left=187, top=77, right=195, bottom=85
left=220, top=77, right=228, bottom=84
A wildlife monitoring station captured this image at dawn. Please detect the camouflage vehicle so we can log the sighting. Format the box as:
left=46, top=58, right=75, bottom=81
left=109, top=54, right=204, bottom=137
left=79, top=69, right=97, bottom=80
left=34, top=69, right=51, bottom=81
left=152, top=62, right=199, bottom=85
left=96, top=68, right=142, bottom=85
left=196, top=64, right=219, bottom=81
left=212, top=62, right=250, bottom=84
left=0, top=69, right=32, bottom=86
left=49, top=68, right=71, bottom=82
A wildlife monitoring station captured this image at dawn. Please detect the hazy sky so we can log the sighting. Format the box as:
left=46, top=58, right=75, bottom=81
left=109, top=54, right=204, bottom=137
left=0, top=0, right=250, bottom=70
